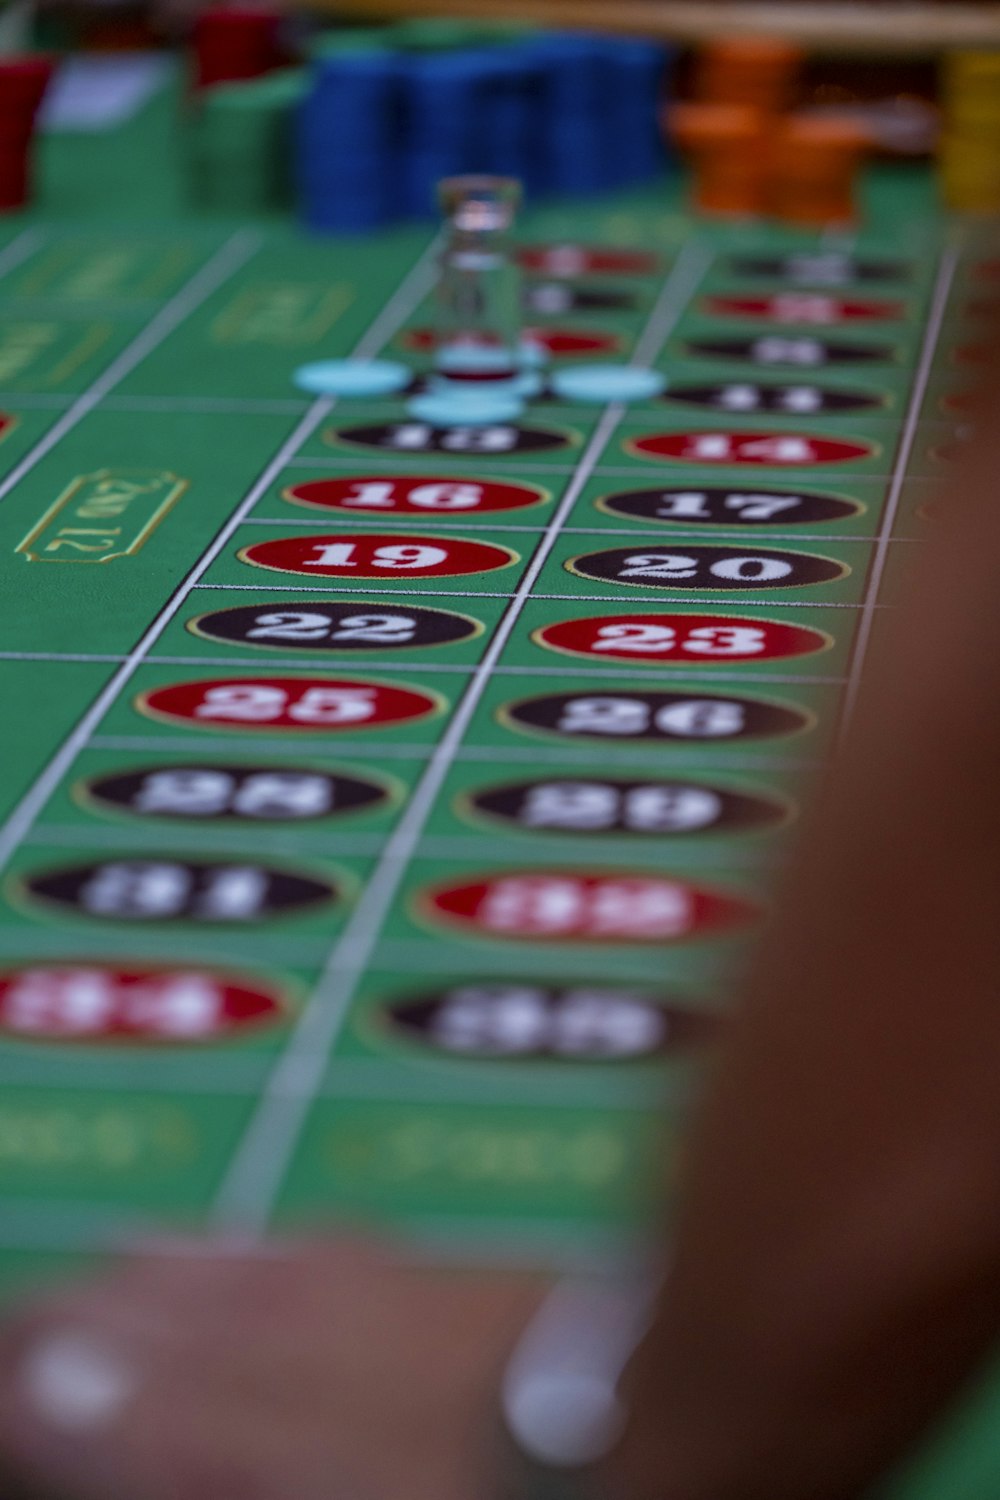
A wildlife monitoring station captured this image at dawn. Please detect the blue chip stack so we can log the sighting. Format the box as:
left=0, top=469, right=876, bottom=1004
left=604, top=36, right=672, bottom=185
left=401, top=51, right=483, bottom=217
left=296, top=50, right=401, bottom=232
left=526, top=32, right=612, bottom=195
left=293, top=23, right=674, bottom=235
left=477, top=49, right=541, bottom=187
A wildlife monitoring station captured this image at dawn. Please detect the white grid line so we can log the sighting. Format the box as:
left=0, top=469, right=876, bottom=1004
left=0, top=1053, right=670, bottom=1106
left=0, top=394, right=311, bottom=413
left=209, top=238, right=717, bottom=1233
left=0, top=1203, right=643, bottom=1267
left=0, top=228, right=48, bottom=283
left=0, top=645, right=861, bottom=669
left=838, top=249, right=959, bottom=738
left=183, top=582, right=871, bottom=606
left=282, top=455, right=941, bottom=483
left=244, top=518, right=913, bottom=543
left=20, top=822, right=783, bottom=861
left=82, top=736, right=824, bottom=769
left=0, top=234, right=441, bottom=875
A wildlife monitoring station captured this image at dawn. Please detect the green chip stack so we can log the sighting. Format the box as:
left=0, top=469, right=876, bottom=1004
left=185, top=67, right=306, bottom=215
left=390, top=17, right=534, bottom=52
left=304, top=27, right=394, bottom=61
left=940, top=51, right=1000, bottom=212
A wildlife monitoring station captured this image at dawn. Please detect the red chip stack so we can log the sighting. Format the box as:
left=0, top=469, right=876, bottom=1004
left=192, top=7, right=285, bottom=91
left=0, top=55, right=55, bottom=211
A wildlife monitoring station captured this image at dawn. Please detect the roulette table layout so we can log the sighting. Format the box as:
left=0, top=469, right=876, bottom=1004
left=0, top=66, right=996, bottom=1499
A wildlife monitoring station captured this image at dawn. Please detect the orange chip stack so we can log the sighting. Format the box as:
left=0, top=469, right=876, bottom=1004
left=694, top=36, right=804, bottom=117
left=668, top=102, right=771, bottom=216
left=768, top=115, right=871, bottom=227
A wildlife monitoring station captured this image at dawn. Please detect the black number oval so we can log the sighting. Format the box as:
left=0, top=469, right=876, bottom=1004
left=568, top=544, right=846, bottom=591
left=597, top=484, right=860, bottom=528
left=664, top=382, right=884, bottom=415
left=525, top=283, right=637, bottom=314
left=504, top=690, right=810, bottom=742
left=330, top=422, right=571, bottom=454
left=82, top=764, right=389, bottom=822
left=727, top=254, right=910, bottom=284
left=23, top=858, right=338, bottom=922
left=683, top=336, right=897, bottom=368
left=190, top=601, right=481, bottom=652
left=467, top=777, right=788, bottom=835
left=381, top=981, right=722, bottom=1060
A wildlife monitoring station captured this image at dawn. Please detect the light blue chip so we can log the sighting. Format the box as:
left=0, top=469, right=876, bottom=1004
left=550, top=364, right=667, bottom=404
left=512, top=369, right=543, bottom=399
left=428, top=369, right=542, bottom=400
left=435, top=344, right=517, bottom=375
left=518, top=338, right=549, bottom=369
left=292, top=358, right=412, bottom=397
left=407, top=392, right=525, bottom=427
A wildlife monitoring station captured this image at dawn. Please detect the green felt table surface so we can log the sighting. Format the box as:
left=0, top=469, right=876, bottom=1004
left=0, top=65, right=994, bottom=1500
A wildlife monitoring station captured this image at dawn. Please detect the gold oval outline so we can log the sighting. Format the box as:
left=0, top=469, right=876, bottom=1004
left=698, top=293, right=910, bottom=325
left=563, top=543, right=852, bottom=594
left=409, top=866, right=763, bottom=946
left=356, top=977, right=723, bottom=1068
left=133, top=673, right=449, bottom=735
left=72, top=758, right=404, bottom=827
left=280, top=471, right=554, bottom=518
left=495, top=686, right=820, bottom=746
left=7, top=851, right=354, bottom=933
left=185, top=600, right=487, bottom=655
left=593, top=481, right=866, bottom=528
left=453, top=774, right=797, bottom=840
left=622, top=430, right=883, bottom=466
left=320, top=419, right=583, bottom=458
left=235, top=531, right=522, bottom=581
left=491, top=687, right=821, bottom=744
left=0, top=957, right=303, bottom=1051
left=662, top=381, right=893, bottom=417
left=528, top=612, right=838, bottom=666
left=678, top=335, right=904, bottom=368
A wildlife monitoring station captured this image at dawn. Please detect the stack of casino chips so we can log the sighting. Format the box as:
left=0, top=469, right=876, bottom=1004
left=400, top=51, right=495, bottom=217
left=296, top=44, right=400, bottom=232
left=186, top=68, right=305, bottom=214
left=192, top=6, right=285, bottom=90
left=693, top=36, right=802, bottom=116
left=293, top=27, right=672, bottom=235
left=0, top=55, right=54, bottom=211
left=606, top=37, right=675, bottom=186
left=768, top=115, right=869, bottom=226
left=940, top=51, right=1000, bottom=212
left=527, top=33, right=613, bottom=194
left=669, top=103, right=771, bottom=215
left=667, top=36, right=868, bottom=225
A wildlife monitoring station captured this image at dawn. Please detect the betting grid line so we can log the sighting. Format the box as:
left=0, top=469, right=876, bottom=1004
left=0, top=1199, right=640, bottom=1268
left=0, top=649, right=860, bottom=670
left=19, top=395, right=927, bottom=425
left=242, top=519, right=916, bottom=543
left=209, top=236, right=716, bottom=1235
left=19, top=822, right=785, bottom=861
left=184, top=586, right=870, bottom=607
left=0, top=228, right=48, bottom=284
left=85, top=736, right=824, bottom=769
left=0, top=230, right=262, bottom=514
left=837, top=247, right=959, bottom=738
left=282, top=457, right=937, bottom=481
left=0, top=1049, right=672, bottom=1106
left=0, top=234, right=442, bottom=876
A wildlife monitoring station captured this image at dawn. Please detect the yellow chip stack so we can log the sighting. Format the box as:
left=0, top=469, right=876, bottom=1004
left=941, top=51, right=1000, bottom=212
